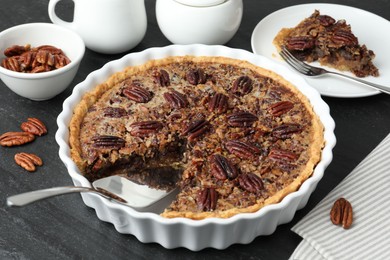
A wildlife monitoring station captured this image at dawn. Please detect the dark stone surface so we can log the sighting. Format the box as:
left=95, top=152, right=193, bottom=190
left=1, top=0, right=389, bottom=259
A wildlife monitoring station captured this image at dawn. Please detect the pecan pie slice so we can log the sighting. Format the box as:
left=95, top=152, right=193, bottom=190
left=69, top=56, right=324, bottom=219
left=273, top=10, right=379, bottom=77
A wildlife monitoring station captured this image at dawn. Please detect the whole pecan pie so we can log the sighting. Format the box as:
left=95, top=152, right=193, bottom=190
left=69, top=56, right=324, bottom=219
left=273, top=10, right=379, bottom=78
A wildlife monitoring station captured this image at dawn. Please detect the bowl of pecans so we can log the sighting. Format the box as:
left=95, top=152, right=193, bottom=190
left=0, top=23, right=85, bottom=100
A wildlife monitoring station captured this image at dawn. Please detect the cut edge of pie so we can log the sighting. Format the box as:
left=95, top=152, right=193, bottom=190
left=68, top=55, right=324, bottom=220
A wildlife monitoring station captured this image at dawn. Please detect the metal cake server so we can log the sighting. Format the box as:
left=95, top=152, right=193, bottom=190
left=6, top=176, right=176, bottom=211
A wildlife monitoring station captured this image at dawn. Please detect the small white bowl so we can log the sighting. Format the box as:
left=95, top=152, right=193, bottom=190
left=156, top=0, right=243, bottom=45
left=0, top=23, right=85, bottom=101
left=56, top=45, right=336, bottom=250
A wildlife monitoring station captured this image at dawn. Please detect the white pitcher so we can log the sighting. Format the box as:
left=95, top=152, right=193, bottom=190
left=48, top=0, right=147, bottom=54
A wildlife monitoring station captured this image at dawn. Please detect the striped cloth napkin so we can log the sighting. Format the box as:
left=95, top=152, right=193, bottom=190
left=290, top=133, right=390, bottom=260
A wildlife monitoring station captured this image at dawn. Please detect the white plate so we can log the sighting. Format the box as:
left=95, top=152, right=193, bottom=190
left=251, top=3, right=390, bottom=98
left=56, top=44, right=336, bottom=250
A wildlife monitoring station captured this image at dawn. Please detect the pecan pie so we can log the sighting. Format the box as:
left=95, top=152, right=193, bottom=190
left=69, top=56, right=324, bottom=219
left=273, top=10, right=379, bottom=77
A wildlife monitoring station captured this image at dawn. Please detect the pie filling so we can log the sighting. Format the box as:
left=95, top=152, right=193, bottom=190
left=273, top=10, right=379, bottom=78
left=69, top=56, right=324, bottom=219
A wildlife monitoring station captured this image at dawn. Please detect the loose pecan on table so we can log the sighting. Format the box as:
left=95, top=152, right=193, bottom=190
left=330, top=197, right=353, bottom=229
left=20, top=117, right=47, bottom=136
left=0, top=131, right=35, bottom=147
left=14, top=152, right=43, bottom=172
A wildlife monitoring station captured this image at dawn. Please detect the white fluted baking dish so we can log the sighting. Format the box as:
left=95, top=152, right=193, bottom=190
left=56, top=44, right=336, bottom=250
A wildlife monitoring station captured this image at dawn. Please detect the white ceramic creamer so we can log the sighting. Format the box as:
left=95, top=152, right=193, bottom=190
left=156, top=0, right=243, bottom=45
left=48, top=0, right=147, bottom=54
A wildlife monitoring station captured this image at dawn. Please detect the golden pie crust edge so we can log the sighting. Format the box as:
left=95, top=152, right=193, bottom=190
left=68, top=55, right=324, bottom=219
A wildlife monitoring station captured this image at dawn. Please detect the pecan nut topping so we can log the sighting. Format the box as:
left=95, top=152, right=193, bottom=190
left=269, top=101, right=294, bottom=117
left=231, top=76, right=253, bottom=96
left=103, top=107, right=128, bottom=118
left=92, top=135, right=125, bottom=149
left=186, top=68, right=207, bottom=85
left=0, top=131, right=35, bottom=147
left=238, top=173, right=264, bottom=193
left=317, top=15, right=336, bottom=26
left=272, top=123, right=302, bottom=139
left=210, top=154, right=239, bottom=180
left=163, top=90, right=189, bottom=109
left=227, top=111, right=257, bottom=127
left=332, top=30, right=358, bottom=47
left=268, top=148, right=298, bottom=162
left=122, top=82, right=153, bottom=103
left=286, top=36, right=315, bottom=51
left=197, top=187, right=218, bottom=211
left=129, top=120, right=163, bottom=137
left=20, top=117, right=47, bottom=136
left=153, top=69, right=170, bottom=87
left=182, top=116, right=210, bottom=141
left=330, top=198, right=353, bottom=229
left=14, top=152, right=43, bottom=172
left=208, top=93, right=229, bottom=114
left=225, top=140, right=261, bottom=159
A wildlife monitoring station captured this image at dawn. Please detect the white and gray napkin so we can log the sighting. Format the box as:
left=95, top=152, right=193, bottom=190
left=290, top=133, right=390, bottom=260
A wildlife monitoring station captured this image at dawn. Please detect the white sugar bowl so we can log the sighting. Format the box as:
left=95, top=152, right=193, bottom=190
left=156, top=0, right=243, bottom=45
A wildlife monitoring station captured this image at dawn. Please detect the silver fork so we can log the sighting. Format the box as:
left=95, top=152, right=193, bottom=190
left=279, top=47, right=390, bottom=95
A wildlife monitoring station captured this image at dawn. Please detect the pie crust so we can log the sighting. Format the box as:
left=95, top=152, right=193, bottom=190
left=273, top=10, right=379, bottom=78
left=69, top=55, right=324, bottom=219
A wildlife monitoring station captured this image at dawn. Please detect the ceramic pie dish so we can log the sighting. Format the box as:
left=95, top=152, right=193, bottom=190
left=56, top=44, right=336, bottom=250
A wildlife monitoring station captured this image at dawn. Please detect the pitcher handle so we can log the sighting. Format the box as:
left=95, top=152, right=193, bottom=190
left=48, top=0, right=74, bottom=29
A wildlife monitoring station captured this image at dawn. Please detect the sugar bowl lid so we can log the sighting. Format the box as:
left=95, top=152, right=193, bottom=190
left=174, top=0, right=227, bottom=7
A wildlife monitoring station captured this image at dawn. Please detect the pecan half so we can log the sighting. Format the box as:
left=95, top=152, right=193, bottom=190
left=272, top=123, right=302, bottom=139
left=186, top=68, right=207, bottom=85
left=332, top=30, right=358, bottom=47
left=129, top=120, right=163, bottom=137
left=208, top=93, right=229, bottom=114
left=268, top=101, right=294, bottom=117
left=268, top=148, right=298, bottom=162
left=122, top=83, right=153, bottom=103
left=210, top=154, right=239, bottom=180
left=225, top=140, right=261, bottom=159
left=330, top=198, right=353, bottom=229
left=182, top=115, right=210, bottom=141
left=163, top=90, right=188, bottom=109
left=238, top=173, right=264, bottom=193
left=231, top=76, right=253, bottom=96
left=20, top=118, right=47, bottom=136
left=197, top=187, right=218, bottom=211
left=318, top=15, right=336, bottom=26
left=103, top=107, right=128, bottom=118
left=4, top=44, right=30, bottom=57
left=153, top=69, right=170, bottom=87
left=286, top=36, right=315, bottom=51
left=92, top=135, right=125, bottom=149
left=0, top=132, right=35, bottom=147
left=227, top=111, right=257, bottom=127
left=14, top=152, right=43, bottom=172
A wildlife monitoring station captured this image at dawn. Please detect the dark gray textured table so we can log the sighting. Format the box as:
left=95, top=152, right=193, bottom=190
left=1, top=0, right=389, bottom=259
